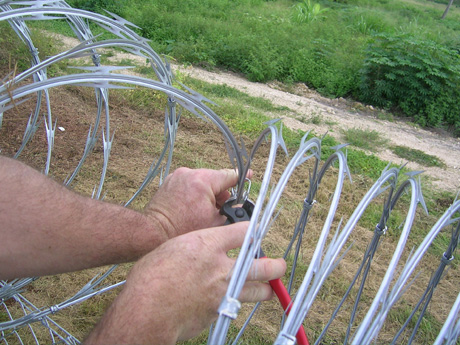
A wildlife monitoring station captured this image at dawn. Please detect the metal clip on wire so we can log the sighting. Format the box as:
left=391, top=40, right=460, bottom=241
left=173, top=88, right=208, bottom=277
left=234, top=177, right=252, bottom=204
left=303, top=198, right=316, bottom=211
left=442, top=252, right=454, bottom=265
left=376, top=224, right=387, bottom=236
left=218, top=295, right=241, bottom=320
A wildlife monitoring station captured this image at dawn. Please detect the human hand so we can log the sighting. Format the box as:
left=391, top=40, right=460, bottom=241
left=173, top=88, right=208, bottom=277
left=145, top=168, right=248, bottom=239
left=84, top=222, right=286, bottom=345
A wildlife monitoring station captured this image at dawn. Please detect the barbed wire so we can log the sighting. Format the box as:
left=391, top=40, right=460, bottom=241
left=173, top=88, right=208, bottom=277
left=1, top=1, right=459, bottom=344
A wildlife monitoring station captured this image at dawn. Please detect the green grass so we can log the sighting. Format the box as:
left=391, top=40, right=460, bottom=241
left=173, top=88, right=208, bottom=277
left=342, top=127, right=389, bottom=152
left=21, top=18, right=440, bottom=190
left=179, top=74, right=290, bottom=113
left=63, top=0, right=460, bottom=85
left=387, top=305, right=444, bottom=342
left=0, top=311, right=9, bottom=322
left=181, top=77, right=408, bottom=182
left=168, top=74, right=404, bottom=181
left=117, top=65, right=409, bottom=182
left=0, top=22, right=59, bottom=72
left=376, top=111, right=395, bottom=122
left=28, top=0, right=460, bottom=136
left=391, top=145, right=446, bottom=168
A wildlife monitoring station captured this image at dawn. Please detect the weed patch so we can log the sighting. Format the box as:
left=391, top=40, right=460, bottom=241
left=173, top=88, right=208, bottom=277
left=392, top=145, right=446, bottom=168
left=342, top=127, right=389, bottom=152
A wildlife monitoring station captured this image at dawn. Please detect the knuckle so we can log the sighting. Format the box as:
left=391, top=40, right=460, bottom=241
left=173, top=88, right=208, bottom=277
left=174, top=166, right=191, bottom=176
left=254, top=259, right=272, bottom=281
left=262, top=260, right=273, bottom=279
left=245, top=285, right=260, bottom=302
left=188, top=172, right=208, bottom=189
left=242, top=283, right=271, bottom=303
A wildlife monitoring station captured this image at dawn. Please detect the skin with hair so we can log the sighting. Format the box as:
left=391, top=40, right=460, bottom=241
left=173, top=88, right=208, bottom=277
left=0, top=156, right=286, bottom=344
left=85, top=223, right=286, bottom=344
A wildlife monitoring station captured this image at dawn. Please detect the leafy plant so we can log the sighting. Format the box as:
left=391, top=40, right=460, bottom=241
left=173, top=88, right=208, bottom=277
left=291, top=0, right=329, bottom=24
left=359, top=33, right=460, bottom=135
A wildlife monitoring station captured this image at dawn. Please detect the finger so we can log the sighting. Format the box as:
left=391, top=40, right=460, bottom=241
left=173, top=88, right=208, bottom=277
left=214, top=168, right=254, bottom=207
left=212, top=222, right=249, bottom=252
left=239, top=282, right=274, bottom=303
left=246, top=258, right=287, bottom=282
left=209, top=212, right=228, bottom=228
left=208, top=169, right=239, bottom=197
left=215, top=189, right=231, bottom=208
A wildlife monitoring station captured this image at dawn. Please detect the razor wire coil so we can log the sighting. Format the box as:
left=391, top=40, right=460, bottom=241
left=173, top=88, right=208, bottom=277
left=1, top=2, right=459, bottom=344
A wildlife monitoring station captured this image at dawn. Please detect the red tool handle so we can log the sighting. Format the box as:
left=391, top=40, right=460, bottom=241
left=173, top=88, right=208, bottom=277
left=260, top=251, right=309, bottom=345
left=221, top=200, right=309, bottom=344
left=268, top=278, right=309, bottom=345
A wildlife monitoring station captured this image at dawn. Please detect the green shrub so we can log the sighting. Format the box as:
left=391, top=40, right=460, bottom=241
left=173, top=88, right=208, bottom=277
left=289, top=28, right=364, bottom=98
left=359, top=33, right=460, bottom=135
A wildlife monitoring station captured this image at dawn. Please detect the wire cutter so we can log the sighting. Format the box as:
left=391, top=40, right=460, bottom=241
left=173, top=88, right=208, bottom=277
left=220, top=197, right=309, bottom=345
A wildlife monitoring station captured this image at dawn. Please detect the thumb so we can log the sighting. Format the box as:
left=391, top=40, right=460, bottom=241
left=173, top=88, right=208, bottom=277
left=209, top=169, right=239, bottom=196
left=213, top=221, right=249, bottom=252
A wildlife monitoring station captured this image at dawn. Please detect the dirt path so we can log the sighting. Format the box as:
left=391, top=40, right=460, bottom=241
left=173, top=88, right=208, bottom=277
left=58, top=33, right=460, bottom=192
left=175, top=64, right=460, bottom=192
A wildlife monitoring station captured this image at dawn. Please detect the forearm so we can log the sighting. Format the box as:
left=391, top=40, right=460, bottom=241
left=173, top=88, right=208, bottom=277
left=0, top=156, right=167, bottom=279
left=84, top=273, right=179, bottom=345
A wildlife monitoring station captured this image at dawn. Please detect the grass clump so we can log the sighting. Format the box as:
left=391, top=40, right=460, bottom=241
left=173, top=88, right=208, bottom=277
left=291, top=0, right=330, bottom=24
left=392, top=145, right=446, bottom=168
left=299, top=113, right=323, bottom=125
left=376, top=111, right=394, bottom=122
left=342, top=127, right=389, bottom=152
left=345, top=149, right=391, bottom=179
